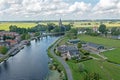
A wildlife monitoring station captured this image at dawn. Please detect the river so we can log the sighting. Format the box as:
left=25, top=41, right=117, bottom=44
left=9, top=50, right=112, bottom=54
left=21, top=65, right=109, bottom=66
left=0, top=36, right=58, bottom=80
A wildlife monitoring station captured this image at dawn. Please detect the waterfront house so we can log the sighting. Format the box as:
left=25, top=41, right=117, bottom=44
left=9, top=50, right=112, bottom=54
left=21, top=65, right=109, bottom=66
left=0, top=41, right=10, bottom=48
left=0, top=31, right=19, bottom=37
left=5, top=40, right=18, bottom=47
left=57, top=45, right=80, bottom=59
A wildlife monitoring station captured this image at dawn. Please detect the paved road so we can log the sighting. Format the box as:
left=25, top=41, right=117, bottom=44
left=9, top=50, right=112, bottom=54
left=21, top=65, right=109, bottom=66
left=50, top=38, right=73, bottom=80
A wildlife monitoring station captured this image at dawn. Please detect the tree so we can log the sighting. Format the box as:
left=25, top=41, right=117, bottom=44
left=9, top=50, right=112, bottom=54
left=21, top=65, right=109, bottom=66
left=77, top=42, right=82, bottom=48
left=98, top=24, right=106, bottom=34
left=84, top=72, right=100, bottom=80
left=21, top=33, right=31, bottom=40
left=111, top=27, right=120, bottom=36
left=34, top=32, right=40, bottom=37
left=78, top=63, right=84, bottom=72
left=0, top=46, right=8, bottom=55
left=70, top=28, right=77, bottom=36
left=47, top=23, right=55, bottom=32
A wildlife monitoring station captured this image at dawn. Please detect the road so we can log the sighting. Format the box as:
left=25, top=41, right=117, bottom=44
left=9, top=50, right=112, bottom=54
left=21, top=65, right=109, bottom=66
left=50, top=38, right=73, bottom=80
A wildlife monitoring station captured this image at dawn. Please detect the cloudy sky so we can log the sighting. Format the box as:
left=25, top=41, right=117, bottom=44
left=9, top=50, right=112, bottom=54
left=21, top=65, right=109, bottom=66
left=0, top=0, right=120, bottom=21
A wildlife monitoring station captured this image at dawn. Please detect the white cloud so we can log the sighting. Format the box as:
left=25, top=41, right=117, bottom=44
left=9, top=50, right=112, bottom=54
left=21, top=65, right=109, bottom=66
left=0, top=0, right=11, bottom=10
left=69, top=2, right=91, bottom=12
left=0, top=0, right=119, bottom=20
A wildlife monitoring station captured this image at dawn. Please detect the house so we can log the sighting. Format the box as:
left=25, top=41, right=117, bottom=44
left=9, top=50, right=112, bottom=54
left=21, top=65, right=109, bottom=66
left=86, top=42, right=104, bottom=51
left=57, top=45, right=80, bottom=59
left=0, top=31, right=19, bottom=37
left=66, top=46, right=80, bottom=59
left=5, top=40, right=18, bottom=47
left=68, top=39, right=80, bottom=44
left=0, top=41, right=10, bottom=48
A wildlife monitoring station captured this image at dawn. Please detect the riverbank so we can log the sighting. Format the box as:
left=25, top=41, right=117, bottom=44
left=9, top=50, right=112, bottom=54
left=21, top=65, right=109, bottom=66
left=0, top=37, right=33, bottom=63
left=47, top=37, right=66, bottom=80
left=47, top=36, right=73, bottom=80
left=0, top=43, right=24, bottom=63
left=0, top=36, right=57, bottom=80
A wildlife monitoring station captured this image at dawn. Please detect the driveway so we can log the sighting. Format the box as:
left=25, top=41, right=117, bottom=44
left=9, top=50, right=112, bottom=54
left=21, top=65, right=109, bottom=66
left=50, top=38, right=73, bottom=80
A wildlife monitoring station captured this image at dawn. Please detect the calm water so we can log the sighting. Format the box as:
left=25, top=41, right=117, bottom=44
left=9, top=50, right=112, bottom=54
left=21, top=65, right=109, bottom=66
left=0, top=36, right=58, bottom=80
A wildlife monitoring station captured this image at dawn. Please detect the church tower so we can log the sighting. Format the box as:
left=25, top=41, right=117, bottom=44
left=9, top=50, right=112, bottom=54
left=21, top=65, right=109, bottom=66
left=59, top=18, right=63, bottom=28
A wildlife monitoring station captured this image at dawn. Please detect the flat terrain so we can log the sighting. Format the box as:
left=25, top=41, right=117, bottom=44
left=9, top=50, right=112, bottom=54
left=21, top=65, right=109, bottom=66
left=67, top=59, right=120, bottom=80
left=78, top=35, right=120, bottom=48
left=0, top=22, right=37, bottom=30
left=102, top=49, right=120, bottom=64
left=73, top=21, right=120, bottom=28
left=59, top=35, right=120, bottom=80
left=79, top=35, right=120, bottom=64
left=0, top=21, right=120, bottom=30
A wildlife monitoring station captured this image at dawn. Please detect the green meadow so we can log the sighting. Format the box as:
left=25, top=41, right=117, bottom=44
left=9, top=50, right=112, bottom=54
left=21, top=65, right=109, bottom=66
left=67, top=59, right=120, bottom=80
left=79, top=35, right=120, bottom=63
left=58, top=35, right=120, bottom=80
left=102, top=49, right=120, bottom=64
left=73, top=21, right=120, bottom=28
left=0, top=22, right=37, bottom=30
left=78, top=35, right=120, bottom=48
left=0, top=21, right=120, bottom=30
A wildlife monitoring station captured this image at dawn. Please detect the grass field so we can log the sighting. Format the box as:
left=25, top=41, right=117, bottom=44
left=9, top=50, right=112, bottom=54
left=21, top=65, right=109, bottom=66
left=78, top=35, right=120, bottom=48
left=41, top=21, right=120, bottom=28
left=0, top=22, right=37, bottom=30
left=79, top=35, right=120, bottom=64
left=73, top=22, right=120, bottom=28
left=58, top=35, right=120, bottom=80
left=0, top=21, right=120, bottom=30
left=102, top=49, right=120, bottom=64
left=67, top=59, right=120, bottom=80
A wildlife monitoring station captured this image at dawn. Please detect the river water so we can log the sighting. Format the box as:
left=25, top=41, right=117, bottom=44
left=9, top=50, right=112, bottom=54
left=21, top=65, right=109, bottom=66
left=0, top=36, right=58, bottom=80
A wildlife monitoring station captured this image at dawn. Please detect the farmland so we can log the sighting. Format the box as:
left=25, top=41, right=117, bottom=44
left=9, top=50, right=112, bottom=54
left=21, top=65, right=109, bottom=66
left=40, top=21, right=120, bottom=28
left=78, top=35, right=120, bottom=48
left=0, top=22, right=37, bottom=30
left=0, top=21, right=120, bottom=31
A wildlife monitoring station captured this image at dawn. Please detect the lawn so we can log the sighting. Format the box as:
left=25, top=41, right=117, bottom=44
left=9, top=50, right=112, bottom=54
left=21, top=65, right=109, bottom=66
left=102, top=49, right=120, bottom=64
left=67, top=60, right=120, bottom=80
left=78, top=35, right=120, bottom=48
left=83, top=60, right=120, bottom=80
left=67, top=61, right=85, bottom=80
left=0, top=22, right=37, bottom=30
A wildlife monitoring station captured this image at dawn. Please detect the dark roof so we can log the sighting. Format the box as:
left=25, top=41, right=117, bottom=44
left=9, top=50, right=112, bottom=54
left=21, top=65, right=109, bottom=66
left=69, top=50, right=79, bottom=56
left=68, top=39, right=80, bottom=44
left=57, top=45, right=80, bottom=56
left=57, top=45, right=68, bottom=53
left=87, top=42, right=104, bottom=49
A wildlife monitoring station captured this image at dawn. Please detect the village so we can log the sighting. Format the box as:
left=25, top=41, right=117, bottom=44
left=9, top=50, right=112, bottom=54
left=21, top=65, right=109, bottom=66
left=0, top=31, right=39, bottom=62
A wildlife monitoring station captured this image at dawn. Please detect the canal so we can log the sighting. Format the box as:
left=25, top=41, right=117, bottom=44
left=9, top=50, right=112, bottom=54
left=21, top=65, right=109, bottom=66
left=0, top=36, right=58, bottom=80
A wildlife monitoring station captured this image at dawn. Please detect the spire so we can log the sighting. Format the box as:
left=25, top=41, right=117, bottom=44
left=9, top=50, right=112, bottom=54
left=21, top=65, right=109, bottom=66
left=59, top=18, right=62, bottom=27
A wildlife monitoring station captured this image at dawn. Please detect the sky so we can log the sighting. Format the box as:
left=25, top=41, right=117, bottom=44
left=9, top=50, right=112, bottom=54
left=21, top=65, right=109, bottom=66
left=0, top=0, right=120, bottom=21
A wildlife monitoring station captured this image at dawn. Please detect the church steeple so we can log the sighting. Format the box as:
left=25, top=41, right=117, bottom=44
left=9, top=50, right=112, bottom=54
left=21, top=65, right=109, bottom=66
left=59, top=18, right=62, bottom=27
